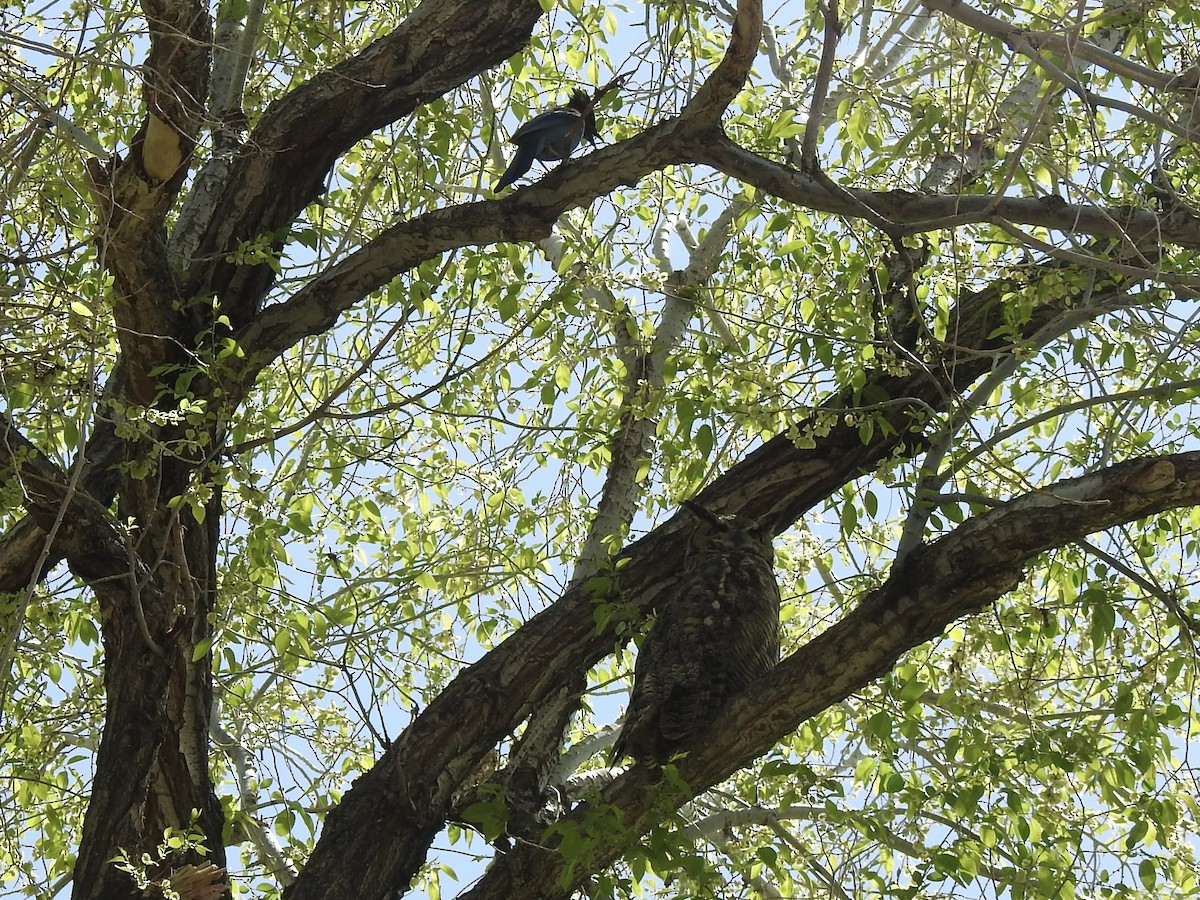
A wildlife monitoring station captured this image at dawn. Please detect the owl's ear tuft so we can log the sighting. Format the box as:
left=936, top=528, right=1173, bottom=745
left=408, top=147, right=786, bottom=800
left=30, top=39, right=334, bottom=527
left=682, top=499, right=723, bottom=527
left=752, top=515, right=776, bottom=540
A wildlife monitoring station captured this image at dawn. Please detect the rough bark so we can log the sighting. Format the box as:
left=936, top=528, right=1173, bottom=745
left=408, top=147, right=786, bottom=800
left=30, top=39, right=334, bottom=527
left=464, top=453, right=1200, bottom=900
left=275, top=245, right=1138, bottom=899
left=180, top=0, right=546, bottom=327
left=0, top=414, right=223, bottom=898
left=0, top=364, right=126, bottom=593
left=2, top=0, right=1198, bottom=896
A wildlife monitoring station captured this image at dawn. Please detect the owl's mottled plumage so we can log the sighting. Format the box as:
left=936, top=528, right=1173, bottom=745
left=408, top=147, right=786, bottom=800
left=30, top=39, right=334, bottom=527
left=612, top=501, right=781, bottom=766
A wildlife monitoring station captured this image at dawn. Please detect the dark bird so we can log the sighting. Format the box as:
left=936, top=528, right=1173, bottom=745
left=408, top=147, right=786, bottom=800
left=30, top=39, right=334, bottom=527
left=494, top=75, right=628, bottom=191
left=611, top=501, right=781, bottom=767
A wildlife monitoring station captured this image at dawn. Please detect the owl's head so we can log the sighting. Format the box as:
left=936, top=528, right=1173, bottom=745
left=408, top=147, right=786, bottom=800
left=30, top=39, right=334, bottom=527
left=682, top=500, right=775, bottom=561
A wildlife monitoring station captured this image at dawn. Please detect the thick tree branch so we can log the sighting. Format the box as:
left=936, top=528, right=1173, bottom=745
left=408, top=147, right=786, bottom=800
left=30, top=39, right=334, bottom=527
left=0, top=414, right=134, bottom=587
left=183, top=0, right=546, bottom=324
left=0, top=414, right=203, bottom=900
left=0, top=364, right=126, bottom=593
left=468, top=452, right=1200, bottom=900
left=680, top=0, right=763, bottom=120
left=279, top=245, right=1136, bottom=899
left=231, top=116, right=1198, bottom=398
left=696, top=132, right=1200, bottom=254
left=226, top=0, right=767, bottom=386
left=77, top=0, right=212, bottom=404
left=140, top=0, right=212, bottom=183
left=226, top=114, right=738, bottom=402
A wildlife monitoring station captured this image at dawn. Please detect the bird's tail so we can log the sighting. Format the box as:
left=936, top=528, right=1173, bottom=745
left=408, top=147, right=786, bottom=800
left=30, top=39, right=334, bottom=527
left=494, top=142, right=538, bottom=191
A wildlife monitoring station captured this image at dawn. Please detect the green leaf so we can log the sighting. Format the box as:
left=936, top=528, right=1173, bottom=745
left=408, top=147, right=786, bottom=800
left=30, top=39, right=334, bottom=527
left=191, top=637, right=213, bottom=662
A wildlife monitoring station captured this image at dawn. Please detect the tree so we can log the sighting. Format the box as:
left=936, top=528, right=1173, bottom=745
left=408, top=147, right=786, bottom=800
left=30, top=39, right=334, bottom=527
left=2, top=0, right=1199, bottom=896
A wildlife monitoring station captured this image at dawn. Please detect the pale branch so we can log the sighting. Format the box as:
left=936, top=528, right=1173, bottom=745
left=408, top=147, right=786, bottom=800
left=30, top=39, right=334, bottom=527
left=211, top=707, right=298, bottom=884
left=500, top=199, right=751, bottom=835
left=552, top=223, right=641, bottom=383
left=801, top=0, right=841, bottom=170
left=555, top=727, right=620, bottom=785
left=811, top=541, right=848, bottom=605
left=857, top=0, right=929, bottom=77
left=576, top=197, right=751, bottom=577
left=920, top=0, right=1178, bottom=92
left=210, top=0, right=263, bottom=130
left=170, top=0, right=262, bottom=261
left=465, top=451, right=1200, bottom=900
left=651, top=214, right=676, bottom=276
left=744, top=0, right=928, bottom=172
left=170, top=148, right=237, bottom=269
left=551, top=210, right=715, bottom=557
left=814, top=0, right=930, bottom=172
left=919, top=690, right=1032, bottom=727
left=549, top=219, right=656, bottom=589
left=758, top=21, right=808, bottom=168
left=675, top=201, right=747, bottom=345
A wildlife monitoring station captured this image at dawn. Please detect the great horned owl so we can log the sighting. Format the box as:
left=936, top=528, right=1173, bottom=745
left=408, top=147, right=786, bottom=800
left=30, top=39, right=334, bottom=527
left=611, top=501, right=781, bottom=766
